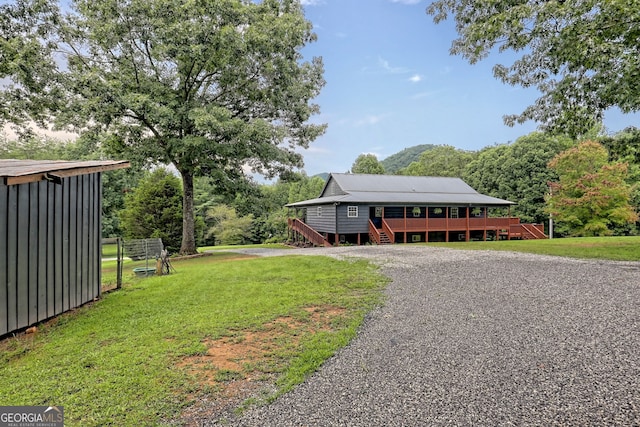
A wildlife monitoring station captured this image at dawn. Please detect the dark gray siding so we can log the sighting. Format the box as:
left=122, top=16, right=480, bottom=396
left=336, top=204, right=370, bottom=233
left=1, top=173, right=102, bottom=336
left=305, top=204, right=336, bottom=233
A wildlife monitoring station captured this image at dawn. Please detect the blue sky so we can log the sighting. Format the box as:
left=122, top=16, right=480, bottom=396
left=296, top=0, right=639, bottom=176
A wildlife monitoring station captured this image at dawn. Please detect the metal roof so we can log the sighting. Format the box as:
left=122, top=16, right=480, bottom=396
left=287, top=173, right=514, bottom=207
left=0, top=159, right=130, bottom=185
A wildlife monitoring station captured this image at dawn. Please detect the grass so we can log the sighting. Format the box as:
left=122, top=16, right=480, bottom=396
left=198, top=243, right=292, bottom=252
left=428, top=236, right=640, bottom=261
left=101, top=242, right=120, bottom=258
left=0, top=252, right=387, bottom=426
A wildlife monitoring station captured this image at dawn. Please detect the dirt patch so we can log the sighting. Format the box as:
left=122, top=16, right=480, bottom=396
left=177, top=305, right=347, bottom=425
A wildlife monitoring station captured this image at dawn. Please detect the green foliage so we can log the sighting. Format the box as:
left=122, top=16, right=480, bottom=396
left=287, top=174, right=326, bottom=203
left=546, top=141, right=638, bottom=236
left=0, top=135, right=67, bottom=159
left=427, top=0, right=640, bottom=137
left=400, top=145, right=475, bottom=177
left=380, top=144, right=436, bottom=174
left=1, top=0, right=326, bottom=254
left=351, top=153, right=385, bottom=174
left=1, top=254, right=386, bottom=426
left=207, top=204, right=254, bottom=246
left=252, top=173, right=325, bottom=242
left=120, top=168, right=183, bottom=251
left=463, top=132, right=574, bottom=224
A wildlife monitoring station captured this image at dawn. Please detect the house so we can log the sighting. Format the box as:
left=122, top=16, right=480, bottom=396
left=0, top=159, right=129, bottom=336
left=286, top=173, right=546, bottom=246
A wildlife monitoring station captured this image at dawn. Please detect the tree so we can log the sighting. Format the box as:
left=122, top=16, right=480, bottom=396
left=400, top=145, right=475, bottom=177
left=426, top=1, right=640, bottom=137
left=351, top=154, right=385, bottom=174
left=1, top=0, right=326, bottom=255
left=464, top=133, right=574, bottom=224
left=380, top=144, right=436, bottom=174
left=207, top=204, right=254, bottom=246
left=120, top=168, right=183, bottom=251
left=546, top=141, right=638, bottom=236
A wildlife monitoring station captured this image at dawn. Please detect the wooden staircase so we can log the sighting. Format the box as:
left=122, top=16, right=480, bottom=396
left=379, top=231, right=392, bottom=244
left=520, top=224, right=548, bottom=239
left=288, top=218, right=332, bottom=247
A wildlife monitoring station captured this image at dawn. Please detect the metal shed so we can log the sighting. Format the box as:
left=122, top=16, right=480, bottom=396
left=0, top=159, right=129, bottom=336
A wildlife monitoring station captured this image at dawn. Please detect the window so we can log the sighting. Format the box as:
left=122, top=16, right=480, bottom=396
left=412, top=207, right=421, bottom=217
left=450, top=207, right=459, bottom=219
left=317, top=206, right=322, bottom=217
left=347, top=206, right=358, bottom=218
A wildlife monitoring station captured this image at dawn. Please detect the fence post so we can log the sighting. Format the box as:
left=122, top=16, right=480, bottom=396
left=116, top=237, right=123, bottom=289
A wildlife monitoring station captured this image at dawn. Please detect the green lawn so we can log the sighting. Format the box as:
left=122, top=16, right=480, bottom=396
left=1, top=253, right=387, bottom=426
left=428, top=236, right=640, bottom=261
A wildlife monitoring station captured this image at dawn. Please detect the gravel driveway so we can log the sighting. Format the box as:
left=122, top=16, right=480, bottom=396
left=214, top=246, right=640, bottom=426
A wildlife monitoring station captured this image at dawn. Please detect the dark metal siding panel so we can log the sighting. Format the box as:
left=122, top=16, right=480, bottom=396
left=93, top=173, right=102, bottom=298
left=305, top=204, right=336, bottom=233
left=336, top=204, right=370, bottom=233
left=77, top=175, right=86, bottom=305
left=37, top=181, right=49, bottom=322
left=62, top=178, right=71, bottom=312
left=47, top=183, right=55, bottom=318
left=6, top=185, right=18, bottom=333
left=17, top=182, right=30, bottom=330
left=0, top=184, right=7, bottom=335
left=28, top=182, right=38, bottom=325
left=69, top=175, right=79, bottom=309
left=54, top=183, right=63, bottom=316
left=1, top=172, right=103, bottom=335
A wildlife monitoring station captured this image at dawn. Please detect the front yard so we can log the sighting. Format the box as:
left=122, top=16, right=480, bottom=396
left=0, top=252, right=387, bottom=426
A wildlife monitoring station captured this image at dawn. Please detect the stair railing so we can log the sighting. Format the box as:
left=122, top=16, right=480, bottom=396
left=369, top=220, right=382, bottom=245
left=289, top=218, right=332, bottom=247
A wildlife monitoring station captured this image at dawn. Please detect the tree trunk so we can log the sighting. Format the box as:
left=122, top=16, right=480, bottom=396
left=179, top=170, right=198, bottom=255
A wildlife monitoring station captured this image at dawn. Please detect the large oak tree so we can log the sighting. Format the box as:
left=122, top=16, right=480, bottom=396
left=1, top=0, right=326, bottom=254
left=427, top=0, right=640, bottom=137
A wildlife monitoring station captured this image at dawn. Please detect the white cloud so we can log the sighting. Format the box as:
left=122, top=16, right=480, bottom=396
left=300, top=0, right=323, bottom=5
left=408, top=74, right=423, bottom=83
left=377, top=57, right=409, bottom=74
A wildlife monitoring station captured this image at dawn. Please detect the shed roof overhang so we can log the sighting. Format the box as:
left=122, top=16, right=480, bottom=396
left=0, top=159, right=130, bottom=185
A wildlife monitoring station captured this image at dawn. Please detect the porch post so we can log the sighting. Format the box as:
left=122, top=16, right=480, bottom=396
left=404, top=206, right=407, bottom=243
left=465, top=205, right=470, bottom=242
left=425, top=206, right=429, bottom=243
left=445, top=207, right=449, bottom=242
left=483, top=206, right=487, bottom=241
left=508, top=205, right=512, bottom=240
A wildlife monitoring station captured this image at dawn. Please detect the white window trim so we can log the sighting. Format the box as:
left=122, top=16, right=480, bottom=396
left=450, top=207, right=459, bottom=219
left=317, top=206, right=322, bottom=217
left=347, top=206, right=358, bottom=218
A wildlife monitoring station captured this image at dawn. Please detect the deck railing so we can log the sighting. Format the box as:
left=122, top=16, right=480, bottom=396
left=384, top=217, right=521, bottom=232
left=288, top=218, right=332, bottom=247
